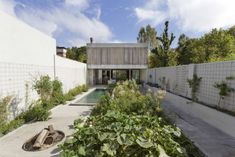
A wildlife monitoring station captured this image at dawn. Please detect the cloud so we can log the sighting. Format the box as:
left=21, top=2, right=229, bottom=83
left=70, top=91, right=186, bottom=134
left=0, top=0, right=16, bottom=16
left=64, top=0, right=89, bottom=10
left=0, top=0, right=113, bottom=46
left=134, top=0, right=235, bottom=32
left=17, top=9, right=57, bottom=36
left=135, top=8, right=166, bottom=26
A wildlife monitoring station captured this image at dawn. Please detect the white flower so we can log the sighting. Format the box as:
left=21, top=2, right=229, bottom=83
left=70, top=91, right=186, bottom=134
left=155, top=90, right=166, bottom=100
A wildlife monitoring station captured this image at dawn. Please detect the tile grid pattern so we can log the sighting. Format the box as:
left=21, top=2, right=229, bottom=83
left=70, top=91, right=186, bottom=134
left=0, top=60, right=86, bottom=119
left=147, top=61, right=235, bottom=112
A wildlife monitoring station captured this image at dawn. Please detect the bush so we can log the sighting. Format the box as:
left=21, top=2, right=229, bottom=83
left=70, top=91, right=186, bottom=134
left=60, top=80, right=204, bottom=157
left=92, top=80, right=165, bottom=116
left=51, top=79, right=65, bottom=104
left=21, top=102, right=51, bottom=122
left=33, top=75, right=52, bottom=102
left=0, top=96, right=11, bottom=126
left=64, top=84, right=88, bottom=101
left=0, top=75, right=88, bottom=136
left=60, top=111, right=186, bottom=157
left=0, top=119, right=25, bottom=136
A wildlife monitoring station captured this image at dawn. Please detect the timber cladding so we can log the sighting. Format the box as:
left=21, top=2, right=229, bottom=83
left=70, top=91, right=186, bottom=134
left=87, top=44, right=148, bottom=65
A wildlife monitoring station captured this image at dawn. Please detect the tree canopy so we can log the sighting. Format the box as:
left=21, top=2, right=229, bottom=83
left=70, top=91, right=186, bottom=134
left=137, top=24, right=158, bottom=50
left=66, top=46, right=87, bottom=63
left=137, top=22, right=235, bottom=68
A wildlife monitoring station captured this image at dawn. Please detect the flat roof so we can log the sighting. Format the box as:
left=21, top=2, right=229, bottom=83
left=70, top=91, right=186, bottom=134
left=87, top=43, right=148, bottom=48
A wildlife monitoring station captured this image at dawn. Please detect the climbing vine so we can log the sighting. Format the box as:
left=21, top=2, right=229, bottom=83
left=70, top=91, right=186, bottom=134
left=214, top=76, right=234, bottom=106
left=187, top=74, right=202, bottom=102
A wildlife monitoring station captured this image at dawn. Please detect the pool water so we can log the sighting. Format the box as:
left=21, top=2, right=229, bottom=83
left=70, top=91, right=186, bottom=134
left=76, top=89, right=106, bottom=104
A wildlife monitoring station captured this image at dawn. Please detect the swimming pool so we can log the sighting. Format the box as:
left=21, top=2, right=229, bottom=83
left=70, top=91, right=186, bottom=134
left=74, top=88, right=107, bottom=105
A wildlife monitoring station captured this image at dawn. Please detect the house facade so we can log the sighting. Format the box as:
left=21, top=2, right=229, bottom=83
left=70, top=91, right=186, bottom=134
left=56, top=46, right=67, bottom=57
left=87, top=43, right=148, bottom=85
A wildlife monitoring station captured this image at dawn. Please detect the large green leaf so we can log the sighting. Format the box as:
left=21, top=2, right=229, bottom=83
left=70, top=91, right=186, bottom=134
left=158, top=145, right=169, bottom=157
left=136, top=137, right=153, bottom=148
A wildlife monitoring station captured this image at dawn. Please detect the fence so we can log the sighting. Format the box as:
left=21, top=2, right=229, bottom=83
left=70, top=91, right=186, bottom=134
left=0, top=11, right=87, bottom=118
left=0, top=57, right=86, bottom=118
left=147, top=60, right=235, bottom=113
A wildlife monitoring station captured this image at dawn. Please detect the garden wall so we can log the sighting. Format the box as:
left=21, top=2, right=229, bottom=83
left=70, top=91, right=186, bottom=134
left=0, top=11, right=87, bottom=118
left=147, top=61, right=235, bottom=113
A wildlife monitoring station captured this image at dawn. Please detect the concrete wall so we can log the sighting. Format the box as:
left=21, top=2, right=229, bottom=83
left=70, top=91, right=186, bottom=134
left=0, top=12, right=87, bottom=118
left=0, top=11, right=55, bottom=66
left=147, top=61, right=235, bottom=113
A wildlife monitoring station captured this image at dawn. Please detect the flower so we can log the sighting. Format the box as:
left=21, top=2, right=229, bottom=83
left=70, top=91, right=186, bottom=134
left=155, top=90, right=166, bottom=100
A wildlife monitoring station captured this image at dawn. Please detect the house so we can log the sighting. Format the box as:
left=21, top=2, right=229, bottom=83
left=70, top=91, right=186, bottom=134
left=56, top=46, right=67, bottom=57
left=87, top=41, right=148, bottom=85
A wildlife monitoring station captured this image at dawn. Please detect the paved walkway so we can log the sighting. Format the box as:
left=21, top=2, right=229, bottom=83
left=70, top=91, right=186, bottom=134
left=148, top=86, right=235, bottom=157
left=0, top=89, right=94, bottom=157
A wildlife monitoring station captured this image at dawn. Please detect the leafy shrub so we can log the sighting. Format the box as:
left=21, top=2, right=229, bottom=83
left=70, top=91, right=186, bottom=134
left=60, top=80, right=204, bottom=157
left=64, top=84, right=88, bottom=101
left=0, top=119, right=25, bottom=136
left=60, top=111, right=186, bottom=157
left=92, top=80, right=165, bottom=116
left=81, top=84, right=88, bottom=92
left=33, top=75, right=52, bottom=101
left=187, top=74, right=202, bottom=101
left=51, top=79, right=65, bottom=104
left=21, top=102, right=51, bottom=122
left=0, top=75, right=88, bottom=136
left=0, top=96, right=11, bottom=126
left=214, top=80, right=234, bottom=106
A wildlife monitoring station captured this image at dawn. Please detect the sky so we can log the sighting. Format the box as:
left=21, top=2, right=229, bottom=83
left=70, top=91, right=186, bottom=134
left=1, top=0, right=235, bottom=47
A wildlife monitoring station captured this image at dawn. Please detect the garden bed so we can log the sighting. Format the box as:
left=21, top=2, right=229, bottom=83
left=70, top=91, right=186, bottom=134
left=59, top=80, right=205, bottom=157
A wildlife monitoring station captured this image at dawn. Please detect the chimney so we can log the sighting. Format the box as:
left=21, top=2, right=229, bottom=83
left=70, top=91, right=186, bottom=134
left=90, top=37, right=93, bottom=44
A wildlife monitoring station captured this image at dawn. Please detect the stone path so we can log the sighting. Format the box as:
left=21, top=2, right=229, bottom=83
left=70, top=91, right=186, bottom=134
left=148, top=86, right=235, bottom=157
left=0, top=90, right=94, bottom=157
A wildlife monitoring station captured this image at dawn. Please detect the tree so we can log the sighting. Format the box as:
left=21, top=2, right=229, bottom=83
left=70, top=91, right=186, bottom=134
left=204, top=28, right=235, bottom=61
left=152, top=21, right=175, bottom=67
left=137, top=27, right=146, bottom=43
left=66, top=46, right=87, bottom=63
left=137, top=25, right=158, bottom=50
left=228, top=25, right=235, bottom=38
left=176, top=34, right=192, bottom=65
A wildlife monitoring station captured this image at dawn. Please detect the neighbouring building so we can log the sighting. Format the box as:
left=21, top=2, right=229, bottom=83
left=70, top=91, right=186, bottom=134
left=87, top=42, right=148, bottom=85
left=56, top=46, right=67, bottom=57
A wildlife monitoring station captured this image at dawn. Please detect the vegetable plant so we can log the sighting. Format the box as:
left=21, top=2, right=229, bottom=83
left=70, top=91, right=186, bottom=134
left=60, top=80, right=205, bottom=157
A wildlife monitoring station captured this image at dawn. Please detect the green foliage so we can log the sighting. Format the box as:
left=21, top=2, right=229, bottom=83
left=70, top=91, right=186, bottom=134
left=0, top=119, right=25, bottom=136
left=21, top=102, right=51, bottom=122
left=60, top=80, right=203, bottom=157
left=141, top=22, right=235, bottom=67
left=64, top=84, right=88, bottom=101
left=92, top=80, right=162, bottom=116
left=214, top=81, right=234, bottom=97
left=214, top=79, right=234, bottom=106
left=175, top=27, right=235, bottom=65
left=0, top=75, right=88, bottom=136
left=60, top=111, right=186, bottom=157
left=66, top=46, right=87, bottom=63
left=0, top=96, right=11, bottom=126
left=151, top=21, right=175, bottom=67
left=137, top=24, right=158, bottom=50
left=51, top=79, right=65, bottom=104
left=176, top=34, right=192, bottom=65
left=187, top=75, right=202, bottom=101
left=33, top=75, right=52, bottom=101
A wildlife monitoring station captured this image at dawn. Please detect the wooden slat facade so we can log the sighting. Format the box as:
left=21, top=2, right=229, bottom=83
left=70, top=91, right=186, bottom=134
left=87, top=44, right=148, bottom=66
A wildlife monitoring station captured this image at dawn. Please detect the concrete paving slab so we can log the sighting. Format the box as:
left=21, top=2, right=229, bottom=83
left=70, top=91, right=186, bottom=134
left=147, top=86, right=235, bottom=157
left=0, top=89, right=94, bottom=157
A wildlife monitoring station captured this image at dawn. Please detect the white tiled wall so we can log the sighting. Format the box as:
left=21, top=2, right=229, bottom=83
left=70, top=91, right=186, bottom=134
left=147, top=60, right=235, bottom=113
left=0, top=59, right=87, bottom=119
